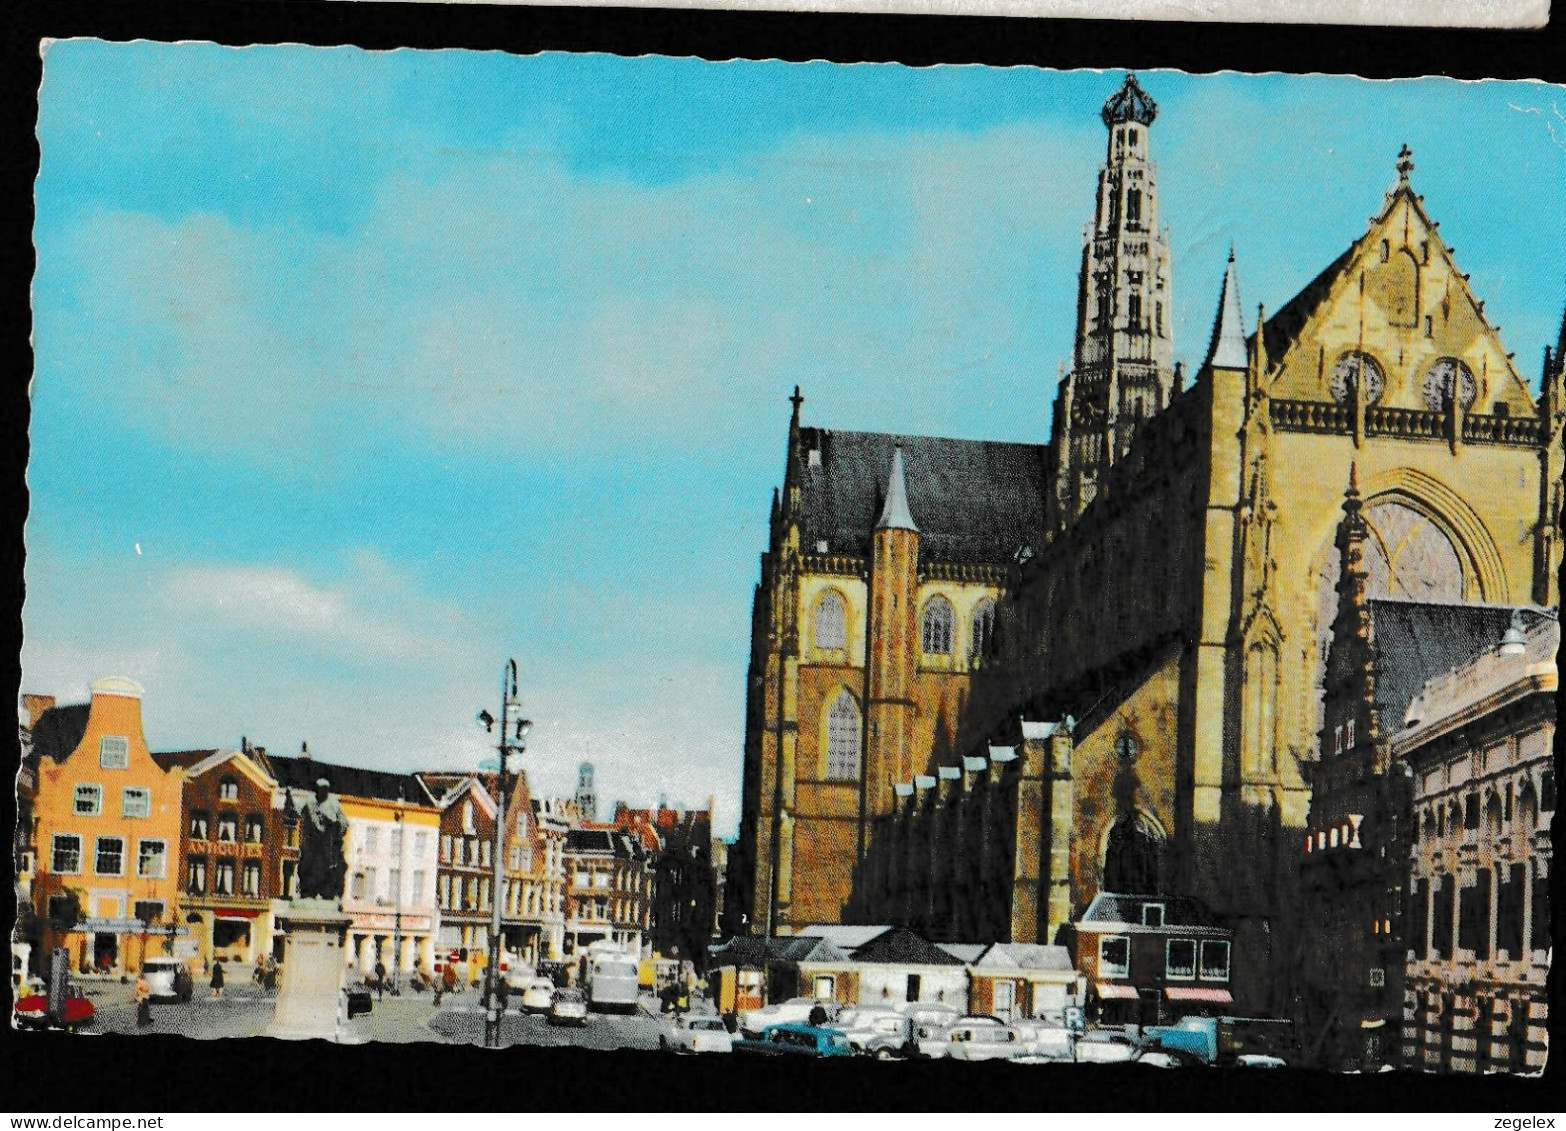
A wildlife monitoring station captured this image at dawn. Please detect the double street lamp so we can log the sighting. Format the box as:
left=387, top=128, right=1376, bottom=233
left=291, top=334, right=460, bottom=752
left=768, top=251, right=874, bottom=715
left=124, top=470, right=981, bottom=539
left=477, top=658, right=532, bottom=1049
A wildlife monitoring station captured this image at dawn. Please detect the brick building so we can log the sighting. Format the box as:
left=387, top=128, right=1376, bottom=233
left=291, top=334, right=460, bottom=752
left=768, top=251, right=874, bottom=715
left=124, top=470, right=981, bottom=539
left=173, top=743, right=297, bottom=968
left=563, top=826, right=653, bottom=956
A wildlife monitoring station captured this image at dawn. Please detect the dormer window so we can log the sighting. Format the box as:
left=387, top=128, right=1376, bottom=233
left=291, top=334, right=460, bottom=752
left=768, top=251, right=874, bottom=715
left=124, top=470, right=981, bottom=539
left=1142, top=902, right=1165, bottom=927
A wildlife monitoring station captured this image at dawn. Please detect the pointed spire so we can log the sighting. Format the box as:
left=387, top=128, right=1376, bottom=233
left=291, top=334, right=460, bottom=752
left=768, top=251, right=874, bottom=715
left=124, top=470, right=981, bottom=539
left=1171, top=359, right=1185, bottom=394
left=876, top=444, right=918, bottom=532
left=1204, top=248, right=1249, bottom=371
left=1395, top=144, right=1415, bottom=187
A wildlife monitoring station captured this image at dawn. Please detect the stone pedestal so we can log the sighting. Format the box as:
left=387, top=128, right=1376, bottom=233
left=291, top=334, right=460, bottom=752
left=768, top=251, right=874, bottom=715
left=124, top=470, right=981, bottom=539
left=266, top=900, right=362, bottom=1043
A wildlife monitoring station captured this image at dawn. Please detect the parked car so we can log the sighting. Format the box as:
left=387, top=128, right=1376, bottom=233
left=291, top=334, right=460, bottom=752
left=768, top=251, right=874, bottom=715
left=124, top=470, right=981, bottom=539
left=548, top=986, right=589, bottom=1026
left=898, top=1002, right=961, bottom=1026
left=942, top=1022, right=1028, bottom=1062
left=520, top=977, right=558, bottom=1014
left=1009, top=1021, right=1074, bottom=1060
left=1073, top=1030, right=1143, bottom=1063
left=502, top=964, right=537, bottom=992
left=1236, top=1053, right=1288, bottom=1068
left=740, top=996, right=840, bottom=1035
left=1135, top=1049, right=1205, bottom=1068
left=837, top=1010, right=917, bottom=1059
left=1143, top=1015, right=1298, bottom=1067
left=141, top=957, right=193, bottom=1003
left=14, top=991, right=95, bottom=1032
left=733, top=1022, right=855, bottom=1058
left=660, top=1013, right=735, bottom=1054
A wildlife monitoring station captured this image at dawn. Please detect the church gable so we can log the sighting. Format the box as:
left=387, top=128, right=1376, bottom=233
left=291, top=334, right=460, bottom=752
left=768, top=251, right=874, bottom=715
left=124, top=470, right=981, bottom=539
left=1263, top=160, right=1533, bottom=417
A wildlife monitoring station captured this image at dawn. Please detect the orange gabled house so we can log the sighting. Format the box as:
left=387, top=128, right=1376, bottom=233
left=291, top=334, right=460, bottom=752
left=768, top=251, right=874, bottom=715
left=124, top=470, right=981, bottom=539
left=29, top=677, right=186, bottom=977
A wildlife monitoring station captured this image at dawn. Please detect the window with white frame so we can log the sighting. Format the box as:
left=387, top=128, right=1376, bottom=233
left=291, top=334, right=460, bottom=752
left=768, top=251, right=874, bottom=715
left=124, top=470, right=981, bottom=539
left=217, top=776, right=238, bottom=801
left=51, top=834, right=82, bottom=874
left=1165, top=939, right=1196, bottom=979
left=1199, top=940, right=1231, bottom=981
left=216, top=814, right=237, bottom=843
left=364, top=827, right=380, bottom=852
left=814, top=590, right=847, bottom=650
left=241, top=861, right=262, bottom=896
left=137, top=839, right=167, bottom=878
left=414, top=831, right=431, bottom=859
left=352, top=871, right=368, bottom=901
left=462, top=800, right=475, bottom=834
left=826, top=690, right=861, bottom=781
left=95, top=836, right=125, bottom=876
left=1141, top=902, right=1165, bottom=927
left=122, top=787, right=151, bottom=819
left=244, top=814, right=264, bottom=843
left=188, top=858, right=207, bottom=895
left=388, top=868, right=402, bottom=903
left=412, top=870, right=427, bottom=904
left=1099, top=935, right=1130, bottom=978
left=921, top=596, right=955, bottom=655
left=74, top=784, right=102, bottom=816
left=441, top=834, right=452, bottom=862
left=214, top=861, right=235, bottom=895
left=190, top=811, right=210, bottom=839
left=99, top=736, right=129, bottom=769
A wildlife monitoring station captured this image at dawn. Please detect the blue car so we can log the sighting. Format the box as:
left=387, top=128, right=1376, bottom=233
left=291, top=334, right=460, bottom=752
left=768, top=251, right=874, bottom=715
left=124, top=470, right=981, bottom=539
left=733, top=1022, right=855, bottom=1059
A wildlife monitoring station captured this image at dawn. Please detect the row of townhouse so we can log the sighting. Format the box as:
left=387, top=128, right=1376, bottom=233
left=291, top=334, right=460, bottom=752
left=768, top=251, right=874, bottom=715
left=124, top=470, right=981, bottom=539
left=13, top=677, right=570, bottom=983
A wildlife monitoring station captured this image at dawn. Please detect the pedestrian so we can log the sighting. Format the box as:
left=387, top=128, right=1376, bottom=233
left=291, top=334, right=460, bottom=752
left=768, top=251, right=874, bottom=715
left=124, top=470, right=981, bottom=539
left=442, top=961, right=457, bottom=1002
left=135, top=971, right=153, bottom=1028
left=209, top=959, right=225, bottom=999
left=374, top=959, right=386, bottom=1001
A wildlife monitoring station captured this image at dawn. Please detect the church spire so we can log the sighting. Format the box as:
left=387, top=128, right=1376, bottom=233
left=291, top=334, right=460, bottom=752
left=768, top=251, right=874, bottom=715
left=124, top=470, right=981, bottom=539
left=1204, top=248, right=1249, bottom=371
left=876, top=445, right=918, bottom=532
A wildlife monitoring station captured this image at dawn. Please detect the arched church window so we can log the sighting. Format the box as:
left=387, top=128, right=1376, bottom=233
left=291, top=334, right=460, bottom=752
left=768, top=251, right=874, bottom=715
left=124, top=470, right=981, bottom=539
left=922, top=596, right=954, bottom=656
left=814, top=590, right=846, bottom=651
left=1128, top=294, right=1142, bottom=327
left=970, top=599, right=996, bottom=660
left=1127, top=189, right=1142, bottom=225
left=1103, top=811, right=1165, bottom=894
left=825, top=691, right=861, bottom=781
left=1329, top=351, right=1386, bottom=405
left=1422, top=358, right=1478, bottom=413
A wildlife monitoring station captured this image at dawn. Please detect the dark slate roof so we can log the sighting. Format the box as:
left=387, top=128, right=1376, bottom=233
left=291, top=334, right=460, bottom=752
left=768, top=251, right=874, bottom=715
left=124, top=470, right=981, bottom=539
left=850, top=926, right=964, bottom=967
left=1369, top=600, right=1555, bottom=729
left=795, top=427, right=1049, bottom=564
left=151, top=749, right=220, bottom=772
left=1101, top=74, right=1158, bottom=128
left=1080, top=893, right=1223, bottom=928
left=1259, top=247, right=1354, bottom=365
left=264, top=753, right=433, bottom=806
left=709, top=935, right=842, bottom=966
left=29, top=704, right=90, bottom=764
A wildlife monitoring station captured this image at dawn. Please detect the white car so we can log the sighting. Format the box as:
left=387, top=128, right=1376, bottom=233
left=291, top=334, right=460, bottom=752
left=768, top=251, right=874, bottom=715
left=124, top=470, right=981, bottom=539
left=1009, top=1021, right=1074, bottom=1060
left=1073, top=1031, right=1143, bottom=1063
left=740, top=996, right=839, bottom=1035
left=660, top=1013, right=734, bottom=1054
left=520, top=978, right=557, bottom=1014
left=548, top=986, right=589, bottom=1026
left=837, top=1010, right=915, bottom=1059
left=942, top=1022, right=1028, bottom=1062
left=1236, top=1053, right=1288, bottom=1069
left=141, top=957, right=192, bottom=1002
left=502, top=965, right=537, bottom=992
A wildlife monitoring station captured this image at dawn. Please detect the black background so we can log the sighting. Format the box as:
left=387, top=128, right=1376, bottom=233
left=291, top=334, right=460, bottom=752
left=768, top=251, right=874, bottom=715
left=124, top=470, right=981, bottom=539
left=2, top=0, right=1562, bottom=1114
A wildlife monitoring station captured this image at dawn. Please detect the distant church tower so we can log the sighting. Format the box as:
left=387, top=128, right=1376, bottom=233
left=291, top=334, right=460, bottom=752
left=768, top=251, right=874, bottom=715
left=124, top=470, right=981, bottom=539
left=1048, top=74, right=1175, bottom=529
left=575, top=761, right=598, bottom=822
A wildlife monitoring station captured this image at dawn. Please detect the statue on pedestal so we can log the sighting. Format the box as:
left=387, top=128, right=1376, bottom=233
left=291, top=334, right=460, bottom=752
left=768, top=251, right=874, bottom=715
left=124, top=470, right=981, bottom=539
left=294, top=778, right=348, bottom=902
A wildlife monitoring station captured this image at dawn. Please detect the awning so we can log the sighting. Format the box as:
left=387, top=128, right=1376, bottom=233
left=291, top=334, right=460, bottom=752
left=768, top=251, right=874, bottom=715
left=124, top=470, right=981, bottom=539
left=215, top=908, right=261, bottom=920
left=1095, top=982, right=1140, bottom=1000
left=1164, top=986, right=1233, bottom=1004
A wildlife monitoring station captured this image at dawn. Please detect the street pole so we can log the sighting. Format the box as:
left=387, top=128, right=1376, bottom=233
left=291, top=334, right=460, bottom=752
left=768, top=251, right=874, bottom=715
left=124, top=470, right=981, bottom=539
left=393, top=802, right=404, bottom=996
left=480, top=658, right=531, bottom=1049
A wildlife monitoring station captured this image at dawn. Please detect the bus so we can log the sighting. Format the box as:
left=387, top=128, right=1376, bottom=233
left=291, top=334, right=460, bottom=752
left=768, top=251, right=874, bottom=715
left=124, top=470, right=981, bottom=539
left=584, top=947, right=640, bottom=1013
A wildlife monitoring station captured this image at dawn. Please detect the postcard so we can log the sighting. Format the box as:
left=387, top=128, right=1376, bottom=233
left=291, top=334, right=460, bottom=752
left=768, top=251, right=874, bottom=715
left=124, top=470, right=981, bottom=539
left=15, top=41, right=1560, bottom=1093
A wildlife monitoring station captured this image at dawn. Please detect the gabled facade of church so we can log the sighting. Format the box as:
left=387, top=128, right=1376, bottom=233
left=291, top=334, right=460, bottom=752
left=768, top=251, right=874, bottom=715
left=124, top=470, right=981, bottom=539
left=730, top=74, right=1563, bottom=1022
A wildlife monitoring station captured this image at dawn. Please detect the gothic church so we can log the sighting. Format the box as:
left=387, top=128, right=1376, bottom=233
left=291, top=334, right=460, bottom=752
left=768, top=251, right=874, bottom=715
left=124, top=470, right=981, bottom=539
left=730, top=74, right=1563, bottom=1016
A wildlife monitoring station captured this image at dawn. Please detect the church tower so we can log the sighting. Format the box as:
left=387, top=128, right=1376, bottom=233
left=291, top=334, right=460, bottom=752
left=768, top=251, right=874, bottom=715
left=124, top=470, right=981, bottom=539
left=1048, top=74, right=1175, bottom=529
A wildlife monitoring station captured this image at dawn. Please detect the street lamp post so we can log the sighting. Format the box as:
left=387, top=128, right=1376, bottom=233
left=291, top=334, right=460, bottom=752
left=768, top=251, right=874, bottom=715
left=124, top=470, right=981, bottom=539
left=392, top=796, right=404, bottom=997
left=478, top=658, right=532, bottom=1049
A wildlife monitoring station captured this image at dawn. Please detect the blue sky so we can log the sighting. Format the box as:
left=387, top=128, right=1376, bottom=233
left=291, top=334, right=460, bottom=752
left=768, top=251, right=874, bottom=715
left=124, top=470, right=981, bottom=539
left=26, top=42, right=1566, bottom=835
